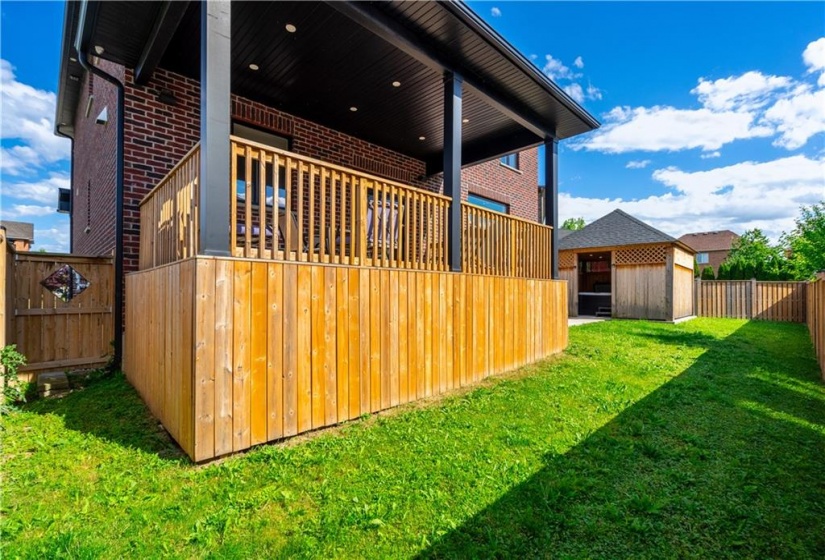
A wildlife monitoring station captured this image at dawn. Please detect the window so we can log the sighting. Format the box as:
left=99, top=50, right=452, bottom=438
left=696, top=252, right=709, bottom=264
left=468, top=193, right=508, bottom=214
left=233, top=123, right=290, bottom=206
left=499, top=153, right=519, bottom=170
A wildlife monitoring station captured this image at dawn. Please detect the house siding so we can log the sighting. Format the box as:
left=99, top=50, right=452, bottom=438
left=699, top=249, right=731, bottom=276
left=70, top=58, right=121, bottom=256
left=462, top=149, right=539, bottom=220
left=71, top=64, right=540, bottom=273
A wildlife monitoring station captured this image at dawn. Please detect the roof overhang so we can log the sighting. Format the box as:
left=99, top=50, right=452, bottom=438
left=55, top=1, right=599, bottom=173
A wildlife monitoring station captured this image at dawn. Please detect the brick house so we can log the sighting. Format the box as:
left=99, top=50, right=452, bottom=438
left=54, top=0, right=598, bottom=461
left=0, top=221, right=34, bottom=251
left=678, top=230, right=739, bottom=276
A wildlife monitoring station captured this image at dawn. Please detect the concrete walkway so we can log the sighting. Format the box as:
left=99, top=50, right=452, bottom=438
left=568, top=316, right=608, bottom=327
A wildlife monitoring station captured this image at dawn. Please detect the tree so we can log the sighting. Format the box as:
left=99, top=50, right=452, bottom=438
left=701, top=266, right=715, bottom=280
left=716, top=261, right=732, bottom=280
left=561, top=217, right=585, bottom=230
left=724, top=228, right=790, bottom=280
left=782, top=201, right=825, bottom=280
left=694, top=261, right=701, bottom=278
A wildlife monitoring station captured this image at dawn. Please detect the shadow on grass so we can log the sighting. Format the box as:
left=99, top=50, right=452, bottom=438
left=420, top=321, right=825, bottom=559
left=22, top=372, right=187, bottom=462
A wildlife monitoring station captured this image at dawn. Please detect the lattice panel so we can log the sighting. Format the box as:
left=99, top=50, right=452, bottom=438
left=558, top=251, right=576, bottom=269
left=614, top=245, right=667, bottom=266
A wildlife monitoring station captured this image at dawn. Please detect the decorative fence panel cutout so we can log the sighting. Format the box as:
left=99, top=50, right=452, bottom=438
left=1, top=236, right=114, bottom=380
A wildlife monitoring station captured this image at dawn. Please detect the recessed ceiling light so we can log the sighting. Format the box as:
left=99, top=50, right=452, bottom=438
left=249, top=63, right=259, bottom=71
left=350, top=106, right=358, bottom=112
left=94, top=45, right=104, bottom=55
left=285, top=23, right=297, bottom=33
left=69, top=57, right=77, bottom=62
left=462, top=118, right=469, bottom=123
left=69, top=75, right=80, bottom=81
left=392, top=81, right=401, bottom=87
left=418, top=136, right=426, bottom=141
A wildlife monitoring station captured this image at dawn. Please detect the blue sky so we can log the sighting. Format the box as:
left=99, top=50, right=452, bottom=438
left=2, top=2, right=824, bottom=251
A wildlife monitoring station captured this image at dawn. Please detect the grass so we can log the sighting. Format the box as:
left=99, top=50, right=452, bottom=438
left=2, top=318, right=824, bottom=559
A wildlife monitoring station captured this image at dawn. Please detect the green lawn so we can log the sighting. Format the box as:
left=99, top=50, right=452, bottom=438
left=2, top=318, right=824, bottom=559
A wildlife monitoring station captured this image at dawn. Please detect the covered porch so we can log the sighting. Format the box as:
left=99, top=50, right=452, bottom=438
left=69, top=0, right=597, bottom=461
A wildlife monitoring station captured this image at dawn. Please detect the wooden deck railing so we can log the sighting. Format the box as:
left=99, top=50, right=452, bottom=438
left=462, top=203, right=552, bottom=279
left=139, top=144, right=200, bottom=270
left=231, top=136, right=450, bottom=271
left=137, top=139, right=554, bottom=278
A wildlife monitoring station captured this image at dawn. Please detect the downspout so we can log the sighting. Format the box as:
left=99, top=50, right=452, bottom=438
left=75, top=1, right=125, bottom=371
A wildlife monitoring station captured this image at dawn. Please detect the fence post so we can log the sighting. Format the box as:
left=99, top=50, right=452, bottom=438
left=695, top=277, right=701, bottom=317
left=750, top=278, right=757, bottom=319
left=0, top=227, right=6, bottom=351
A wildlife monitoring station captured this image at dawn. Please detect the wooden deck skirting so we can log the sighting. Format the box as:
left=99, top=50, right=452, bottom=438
left=124, top=257, right=568, bottom=461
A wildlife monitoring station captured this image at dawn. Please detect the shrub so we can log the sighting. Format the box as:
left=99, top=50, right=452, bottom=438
left=1, top=344, right=27, bottom=414
left=701, top=266, right=715, bottom=280
left=716, top=261, right=731, bottom=280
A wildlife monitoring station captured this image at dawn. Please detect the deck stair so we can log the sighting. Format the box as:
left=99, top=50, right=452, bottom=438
left=595, top=306, right=612, bottom=318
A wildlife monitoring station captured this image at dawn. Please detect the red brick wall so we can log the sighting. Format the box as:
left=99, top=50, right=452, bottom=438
left=462, top=149, right=539, bottom=221
left=72, top=64, right=540, bottom=271
left=70, top=58, right=122, bottom=256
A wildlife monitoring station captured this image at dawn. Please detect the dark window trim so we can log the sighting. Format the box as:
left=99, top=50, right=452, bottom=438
left=499, top=152, right=520, bottom=172
left=233, top=121, right=292, bottom=207
left=467, top=192, right=509, bottom=214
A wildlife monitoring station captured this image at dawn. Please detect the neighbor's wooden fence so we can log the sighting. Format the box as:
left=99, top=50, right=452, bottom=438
left=807, top=275, right=825, bottom=379
left=125, top=257, right=568, bottom=461
left=694, top=279, right=807, bottom=322
left=1, top=234, right=114, bottom=381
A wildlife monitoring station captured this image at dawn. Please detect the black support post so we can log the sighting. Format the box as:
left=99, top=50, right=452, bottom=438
left=199, top=0, right=231, bottom=256
left=443, top=73, right=463, bottom=272
left=544, top=139, right=559, bottom=279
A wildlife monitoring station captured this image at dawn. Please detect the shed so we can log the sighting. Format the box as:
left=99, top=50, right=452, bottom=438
left=558, top=210, right=695, bottom=321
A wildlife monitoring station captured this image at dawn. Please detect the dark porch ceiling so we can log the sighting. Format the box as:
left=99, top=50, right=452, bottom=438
left=57, top=1, right=599, bottom=175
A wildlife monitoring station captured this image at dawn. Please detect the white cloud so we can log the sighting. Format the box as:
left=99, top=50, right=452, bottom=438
left=3, top=172, right=69, bottom=205
left=701, top=151, right=721, bottom=159
left=691, top=71, right=792, bottom=112
left=543, top=54, right=580, bottom=81
left=803, top=37, right=825, bottom=86
left=491, top=6, right=502, bottom=17
left=560, top=155, right=825, bottom=242
left=763, top=85, right=825, bottom=149
left=1, top=203, right=57, bottom=219
left=626, top=160, right=651, bottom=169
left=576, top=39, right=825, bottom=154
left=33, top=224, right=70, bottom=253
left=586, top=84, right=602, bottom=101
left=563, top=83, right=584, bottom=103
left=577, top=105, right=773, bottom=153
left=542, top=54, right=600, bottom=105
left=1, top=59, right=71, bottom=175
